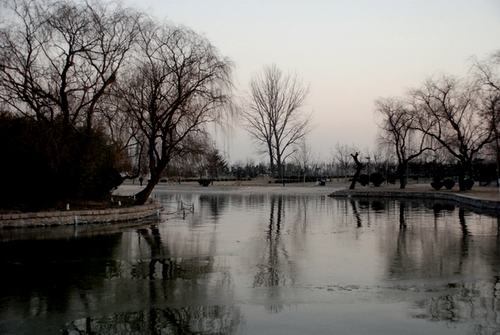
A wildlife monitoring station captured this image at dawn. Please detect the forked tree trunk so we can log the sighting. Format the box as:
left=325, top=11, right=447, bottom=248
left=349, top=153, right=363, bottom=190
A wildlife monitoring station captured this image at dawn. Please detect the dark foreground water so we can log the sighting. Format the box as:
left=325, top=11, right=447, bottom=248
left=1, top=191, right=500, bottom=334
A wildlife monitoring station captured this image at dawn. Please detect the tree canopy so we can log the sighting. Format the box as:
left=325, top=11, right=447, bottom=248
left=0, top=0, right=234, bottom=206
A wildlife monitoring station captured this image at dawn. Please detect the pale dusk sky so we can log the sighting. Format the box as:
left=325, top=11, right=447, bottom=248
left=127, top=0, right=500, bottom=163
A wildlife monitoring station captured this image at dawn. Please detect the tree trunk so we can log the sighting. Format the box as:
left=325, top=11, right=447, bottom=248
left=349, top=153, right=363, bottom=190
left=134, top=160, right=168, bottom=205
left=397, top=162, right=407, bottom=189
left=268, top=144, right=275, bottom=178
left=457, top=163, right=466, bottom=192
left=134, top=176, right=159, bottom=205
left=496, top=135, right=500, bottom=187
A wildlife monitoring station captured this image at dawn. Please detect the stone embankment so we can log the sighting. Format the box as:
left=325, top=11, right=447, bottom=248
left=0, top=202, right=163, bottom=229
left=329, top=189, right=500, bottom=211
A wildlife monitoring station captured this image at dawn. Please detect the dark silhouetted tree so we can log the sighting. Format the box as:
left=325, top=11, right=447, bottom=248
left=115, top=22, right=234, bottom=205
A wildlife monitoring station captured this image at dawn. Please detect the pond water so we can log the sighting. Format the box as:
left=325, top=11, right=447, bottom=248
left=1, top=191, right=500, bottom=334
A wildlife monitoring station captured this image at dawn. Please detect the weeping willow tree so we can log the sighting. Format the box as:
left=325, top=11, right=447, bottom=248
left=115, top=21, right=234, bottom=205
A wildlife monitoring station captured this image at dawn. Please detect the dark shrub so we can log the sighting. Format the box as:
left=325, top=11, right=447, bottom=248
left=198, top=179, right=211, bottom=187
left=77, top=167, right=122, bottom=200
left=431, top=180, right=443, bottom=190
left=371, top=200, right=386, bottom=212
left=358, top=174, right=369, bottom=186
left=0, top=114, right=124, bottom=207
left=370, top=172, right=385, bottom=187
left=464, top=179, right=474, bottom=190
left=443, top=179, right=455, bottom=190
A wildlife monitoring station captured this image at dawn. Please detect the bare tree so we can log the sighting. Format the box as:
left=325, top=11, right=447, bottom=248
left=375, top=97, right=434, bottom=189
left=471, top=51, right=500, bottom=185
left=115, top=21, right=234, bottom=204
left=409, top=75, right=495, bottom=191
left=364, top=147, right=385, bottom=175
left=293, top=137, right=313, bottom=184
left=0, top=0, right=139, bottom=136
left=332, top=142, right=354, bottom=182
left=242, top=64, right=313, bottom=180
left=472, top=51, right=500, bottom=94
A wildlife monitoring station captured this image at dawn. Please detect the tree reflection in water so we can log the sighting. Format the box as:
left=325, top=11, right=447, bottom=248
left=364, top=197, right=500, bottom=333
left=63, top=305, right=243, bottom=334
left=199, top=194, right=229, bottom=220
left=4, top=194, right=500, bottom=334
left=138, top=226, right=168, bottom=280
left=349, top=198, right=363, bottom=228
left=252, top=195, right=303, bottom=314
left=58, top=221, right=244, bottom=334
left=412, top=278, right=500, bottom=333
left=399, top=202, right=407, bottom=230
left=383, top=199, right=490, bottom=279
left=253, top=196, right=287, bottom=286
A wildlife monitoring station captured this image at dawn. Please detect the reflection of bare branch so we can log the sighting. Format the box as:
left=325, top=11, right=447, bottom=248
left=412, top=279, right=500, bottom=333
left=64, top=306, right=244, bottom=334
left=137, top=227, right=220, bottom=281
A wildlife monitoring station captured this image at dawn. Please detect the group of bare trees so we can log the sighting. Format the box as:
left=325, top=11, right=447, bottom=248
left=376, top=53, right=500, bottom=191
left=0, top=0, right=234, bottom=204
left=0, top=0, right=316, bottom=206
left=3, top=0, right=498, bottom=207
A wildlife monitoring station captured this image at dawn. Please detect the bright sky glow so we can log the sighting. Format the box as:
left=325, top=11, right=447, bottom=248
left=128, top=0, right=500, bottom=163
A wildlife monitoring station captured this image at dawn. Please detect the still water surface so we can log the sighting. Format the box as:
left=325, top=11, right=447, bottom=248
left=1, top=191, right=500, bottom=334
